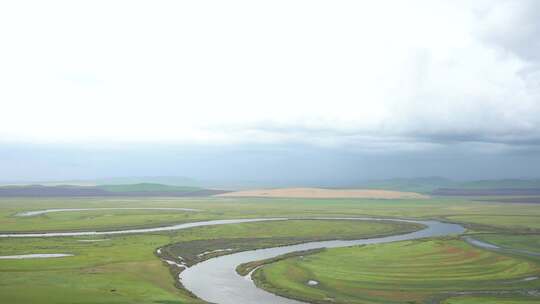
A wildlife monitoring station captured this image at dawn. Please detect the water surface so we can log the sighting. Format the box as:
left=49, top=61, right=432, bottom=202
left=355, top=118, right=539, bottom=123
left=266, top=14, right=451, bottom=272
left=0, top=218, right=285, bottom=237
left=180, top=219, right=465, bottom=304
left=16, top=207, right=200, bottom=217
left=0, top=216, right=465, bottom=303
left=0, top=254, right=73, bottom=259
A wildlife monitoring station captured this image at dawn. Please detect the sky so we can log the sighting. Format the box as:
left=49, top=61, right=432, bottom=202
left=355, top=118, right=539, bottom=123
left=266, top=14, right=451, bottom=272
left=1, top=1, right=539, bottom=184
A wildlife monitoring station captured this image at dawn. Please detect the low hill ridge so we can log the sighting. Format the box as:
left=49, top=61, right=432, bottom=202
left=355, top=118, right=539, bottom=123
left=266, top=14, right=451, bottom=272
left=0, top=183, right=228, bottom=197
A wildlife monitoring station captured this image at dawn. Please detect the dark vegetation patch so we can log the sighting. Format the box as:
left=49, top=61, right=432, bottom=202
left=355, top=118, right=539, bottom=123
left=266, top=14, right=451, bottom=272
left=356, top=178, right=540, bottom=193
left=158, top=221, right=423, bottom=268
left=159, top=237, right=329, bottom=267
left=0, top=183, right=229, bottom=197
left=432, top=188, right=540, bottom=196
left=474, top=197, right=540, bottom=204
left=96, top=183, right=201, bottom=192
left=236, top=248, right=324, bottom=276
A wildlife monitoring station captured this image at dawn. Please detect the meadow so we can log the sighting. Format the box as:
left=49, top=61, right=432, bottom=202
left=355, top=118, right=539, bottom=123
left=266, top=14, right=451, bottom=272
left=252, top=239, right=540, bottom=303
left=3, top=196, right=540, bottom=232
left=0, top=199, right=421, bottom=304
left=1, top=195, right=540, bottom=303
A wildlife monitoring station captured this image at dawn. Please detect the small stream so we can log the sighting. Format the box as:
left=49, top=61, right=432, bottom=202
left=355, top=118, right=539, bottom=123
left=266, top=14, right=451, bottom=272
left=15, top=207, right=201, bottom=217
left=0, top=254, right=73, bottom=259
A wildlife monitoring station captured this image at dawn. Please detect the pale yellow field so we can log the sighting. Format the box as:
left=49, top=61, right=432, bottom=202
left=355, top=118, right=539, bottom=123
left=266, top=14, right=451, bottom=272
left=216, top=187, right=429, bottom=199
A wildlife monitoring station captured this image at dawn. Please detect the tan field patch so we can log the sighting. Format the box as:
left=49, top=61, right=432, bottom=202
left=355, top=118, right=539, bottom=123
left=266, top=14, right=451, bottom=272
left=215, top=187, right=429, bottom=199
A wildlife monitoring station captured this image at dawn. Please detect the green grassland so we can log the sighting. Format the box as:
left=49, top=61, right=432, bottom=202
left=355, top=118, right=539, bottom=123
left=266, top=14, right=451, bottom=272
left=1, top=196, right=540, bottom=303
left=476, top=234, right=540, bottom=253
left=0, top=218, right=418, bottom=304
left=0, top=197, right=218, bottom=232
left=2, top=196, right=540, bottom=233
left=1, top=208, right=210, bottom=232
left=252, top=239, right=540, bottom=304
left=444, top=296, right=540, bottom=304
left=236, top=248, right=324, bottom=276
left=446, top=214, right=540, bottom=231
left=161, top=220, right=421, bottom=267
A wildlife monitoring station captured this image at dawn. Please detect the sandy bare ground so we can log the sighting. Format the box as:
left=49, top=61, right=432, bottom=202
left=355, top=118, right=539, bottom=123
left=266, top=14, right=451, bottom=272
left=215, top=187, right=429, bottom=199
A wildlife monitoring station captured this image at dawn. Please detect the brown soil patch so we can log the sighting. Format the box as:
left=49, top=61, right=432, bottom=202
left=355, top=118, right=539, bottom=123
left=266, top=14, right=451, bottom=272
left=215, top=187, right=429, bottom=199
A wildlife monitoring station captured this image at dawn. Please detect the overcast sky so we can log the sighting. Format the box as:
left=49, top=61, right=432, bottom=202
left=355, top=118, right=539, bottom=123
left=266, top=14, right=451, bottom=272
left=1, top=1, right=539, bottom=183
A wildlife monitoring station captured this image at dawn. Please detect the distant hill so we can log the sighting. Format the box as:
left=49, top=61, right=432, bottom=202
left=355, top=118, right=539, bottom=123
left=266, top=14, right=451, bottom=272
left=0, top=183, right=228, bottom=197
left=2, top=178, right=540, bottom=197
left=96, top=183, right=201, bottom=193
left=354, top=178, right=540, bottom=195
left=0, top=176, right=200, bottom=187
left=431, top=179, right=540, bottom=196
left=91, top=177, right=200, bottom=186
left=454, top=179, right=540, bottom=189
left=432, top=188, right=540, bottom=196
left=356, top=177, right=454, bottom=193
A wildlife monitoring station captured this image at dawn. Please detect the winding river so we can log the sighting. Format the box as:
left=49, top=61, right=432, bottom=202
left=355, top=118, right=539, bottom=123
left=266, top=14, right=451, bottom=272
left=0, top=216, right=465, bottom=304
left=180, top=218, right=464, bottom=304
left=0, top=218, right=285, bottom=237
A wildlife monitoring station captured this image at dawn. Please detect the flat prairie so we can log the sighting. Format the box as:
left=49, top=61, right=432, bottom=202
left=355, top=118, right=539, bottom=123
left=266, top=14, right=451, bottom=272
left=216, top=187, right=429, bottom=199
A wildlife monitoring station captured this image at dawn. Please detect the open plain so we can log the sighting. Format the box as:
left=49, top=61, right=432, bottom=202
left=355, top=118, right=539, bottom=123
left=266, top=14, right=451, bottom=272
left=1, top=188, right=540, bottom=304
left=3, top=1, right=540, bottom=303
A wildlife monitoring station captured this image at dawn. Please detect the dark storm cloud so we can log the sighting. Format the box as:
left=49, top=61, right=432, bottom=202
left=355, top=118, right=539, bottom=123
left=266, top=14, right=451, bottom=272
left=233, top=121, right=540, bottom=151
left=2, top=142, right=540, bottom=185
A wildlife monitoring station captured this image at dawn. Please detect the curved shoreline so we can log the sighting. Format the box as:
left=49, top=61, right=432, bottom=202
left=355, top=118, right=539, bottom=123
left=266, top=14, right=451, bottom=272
left=0, top=217, right=425, bottom=238
left=464, top=236, right=540, bottom=257
left=0, top=216, right=465, bottom=303
left=179, top=218, right=465, bottom=304
left=0, top=218, right=286, bottom=237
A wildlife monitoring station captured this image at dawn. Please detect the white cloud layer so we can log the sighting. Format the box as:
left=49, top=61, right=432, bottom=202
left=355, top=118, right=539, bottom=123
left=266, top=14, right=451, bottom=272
left=1, top=0, right=539, bottom=150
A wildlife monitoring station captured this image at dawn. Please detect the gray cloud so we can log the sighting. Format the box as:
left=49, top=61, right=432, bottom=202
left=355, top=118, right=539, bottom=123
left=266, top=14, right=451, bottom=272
left=2, top=143, right=540, bottom=184
left=476, top=0, right=540, bottom=62
left=1, top=1, right=540, bottom=182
